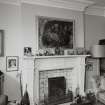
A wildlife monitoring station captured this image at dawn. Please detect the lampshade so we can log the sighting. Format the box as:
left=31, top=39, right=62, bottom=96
left=91, top=45, right=105, bottom=58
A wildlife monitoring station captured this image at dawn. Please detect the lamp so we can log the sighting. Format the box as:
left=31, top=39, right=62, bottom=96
left=91, top=45, right=105, bottom=58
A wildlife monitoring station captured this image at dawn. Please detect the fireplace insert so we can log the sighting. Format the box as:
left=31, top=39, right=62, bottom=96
left=48, top=76, right=66, bottom=98
left=43, top=76, right=73, bottom=105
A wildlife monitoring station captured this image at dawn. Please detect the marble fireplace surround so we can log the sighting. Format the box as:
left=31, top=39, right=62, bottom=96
left=23, top=55, right=89, bottom=105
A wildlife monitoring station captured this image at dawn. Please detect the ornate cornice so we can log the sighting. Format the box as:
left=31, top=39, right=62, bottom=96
left=85, top=6, right=105, bottom=16
left=0, top=0, right=94, bottom=11
left=0, top=0, right=105, bottom=16
left=0, top=0, right=21, bottom=5
left=21, top=0, right=94, bottom=11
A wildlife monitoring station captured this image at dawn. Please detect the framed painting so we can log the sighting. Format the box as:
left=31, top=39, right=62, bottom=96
left=0, top=30, right=4, bottom=56
left=6, top=56, right=19, bottom=72
left=37, top=16, right=75, bottom=49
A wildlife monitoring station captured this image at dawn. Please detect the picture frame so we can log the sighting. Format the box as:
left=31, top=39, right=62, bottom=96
left=37, top=16, right=75, bottom=49
left=24, top=47, right=32, bottom=56
left=86, top=61, right=93, bottom=71
left=0, top=30, right=4, bottom=56
left=86, top=58, right=94, bottom=71
left=6, top=56, right=19, bottom=72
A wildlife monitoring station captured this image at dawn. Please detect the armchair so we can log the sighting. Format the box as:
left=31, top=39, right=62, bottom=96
left=0, top=95, right=8, bottom=105
left=92, top=75, right=105, bottom=104
left=0, top=71, right=8, bottom=105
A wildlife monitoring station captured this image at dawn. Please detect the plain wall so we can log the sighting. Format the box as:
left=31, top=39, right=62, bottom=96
left=85, top=14, right=105, bottom=50
left=0, top=3, right=23, bottom=101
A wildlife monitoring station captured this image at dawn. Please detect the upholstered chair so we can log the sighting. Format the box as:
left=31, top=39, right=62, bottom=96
left=0, top=95, right=8, bottom=105
left=92, top=75, right=105, bottom=104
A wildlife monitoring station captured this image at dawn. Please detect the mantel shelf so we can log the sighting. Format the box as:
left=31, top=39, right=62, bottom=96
left=24, top=54, right=90, bottom=60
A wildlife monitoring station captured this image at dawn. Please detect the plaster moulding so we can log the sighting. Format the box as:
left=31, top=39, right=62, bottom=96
left=85, top=6, right=105, bottom=16
left=0, top=0, right=105, bottom=16
left=0, top=0, right=21, bottom=5
left=21, top=0, right=94, bottom=11
left=21, top=0, right=105, bottom=16
left=0, top=0, right=94, bottom=11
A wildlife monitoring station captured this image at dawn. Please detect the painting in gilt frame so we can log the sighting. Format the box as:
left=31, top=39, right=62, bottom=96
left=37, top=16, right=75, bottom=49
left=6, top=56, right=19, bottom=72
left=0, top=30, right=4, bottom=56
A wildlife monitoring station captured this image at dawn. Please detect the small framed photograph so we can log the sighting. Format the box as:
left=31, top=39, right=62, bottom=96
left=24, top=47, right=32, bottom=56
left=6, top=56, right=19, bottom=72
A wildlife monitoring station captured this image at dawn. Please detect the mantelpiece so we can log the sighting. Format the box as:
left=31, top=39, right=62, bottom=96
left=24, top=55, right=90, bottom=59
left=23, top=55, right=90, bottom=105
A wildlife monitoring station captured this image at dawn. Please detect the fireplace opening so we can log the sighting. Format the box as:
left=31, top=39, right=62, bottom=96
left=48, top=76, right=66, bottom=98
left=45, top=76, right=73, bottom=105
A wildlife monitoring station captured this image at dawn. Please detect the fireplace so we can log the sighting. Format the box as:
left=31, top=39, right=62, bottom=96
left=48, top=76, right=66, bottom=98
left=23, top=55, right=89, bottom=105
left=39, top=68, right=73, bottom=101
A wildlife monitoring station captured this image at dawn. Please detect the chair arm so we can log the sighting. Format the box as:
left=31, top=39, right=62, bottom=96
left=0, top=95, right=8, bottom=105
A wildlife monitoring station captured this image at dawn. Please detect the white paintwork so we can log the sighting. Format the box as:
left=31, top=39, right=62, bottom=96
left=85, top=5, right=105, bottom=16
left=24, top=55, right=90, bottom=59
left=1, top=0, right=105, bottom=16
left=23, top=55, right=89, bottom=104
left=22, top=0, right=93, bottom=11
left=0, top=0, right=21, bottom=5
left=0, top=3, right=23, bottom=101
left=85, top=15, right=105, bottom=50
left=0, top=0, right=94, bottom=11
left=89, top=0, right=105, bottom=6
